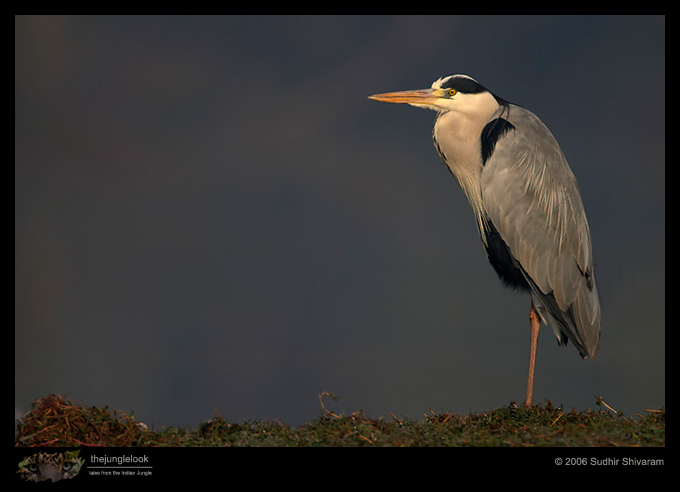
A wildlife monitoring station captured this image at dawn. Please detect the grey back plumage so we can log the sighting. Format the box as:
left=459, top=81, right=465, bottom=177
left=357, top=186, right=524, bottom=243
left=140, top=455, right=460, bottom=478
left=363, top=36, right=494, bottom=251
left=481, top=104, right=600, bottom=358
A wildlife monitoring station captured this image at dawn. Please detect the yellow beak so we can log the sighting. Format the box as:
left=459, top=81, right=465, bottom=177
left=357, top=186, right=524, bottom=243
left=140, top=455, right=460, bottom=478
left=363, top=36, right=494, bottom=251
left=368, top=88, right=442, bottom=105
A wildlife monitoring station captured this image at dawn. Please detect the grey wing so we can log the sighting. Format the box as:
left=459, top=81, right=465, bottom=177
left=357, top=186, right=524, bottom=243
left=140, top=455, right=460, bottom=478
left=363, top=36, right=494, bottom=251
left=481, top=106, right=600, bottom=358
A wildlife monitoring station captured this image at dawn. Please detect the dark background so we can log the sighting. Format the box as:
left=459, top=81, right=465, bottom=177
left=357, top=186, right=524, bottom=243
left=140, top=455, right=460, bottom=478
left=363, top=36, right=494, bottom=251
left=16, top=15, right=664, bottom=428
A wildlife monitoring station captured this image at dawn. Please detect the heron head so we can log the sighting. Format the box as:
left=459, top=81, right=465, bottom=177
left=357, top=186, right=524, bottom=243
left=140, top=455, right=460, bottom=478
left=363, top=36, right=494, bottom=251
left=369, top=74, right=501, bottom=117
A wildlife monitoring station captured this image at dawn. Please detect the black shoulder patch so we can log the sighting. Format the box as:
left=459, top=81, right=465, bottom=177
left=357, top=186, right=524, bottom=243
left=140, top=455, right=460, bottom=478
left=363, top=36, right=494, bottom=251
left=481, top=117, right=515, bottom=165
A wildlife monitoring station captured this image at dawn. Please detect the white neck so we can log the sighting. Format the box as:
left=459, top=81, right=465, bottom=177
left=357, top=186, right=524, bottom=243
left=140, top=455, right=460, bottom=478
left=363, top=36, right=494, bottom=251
left=432, top=92, right=502, bottom=238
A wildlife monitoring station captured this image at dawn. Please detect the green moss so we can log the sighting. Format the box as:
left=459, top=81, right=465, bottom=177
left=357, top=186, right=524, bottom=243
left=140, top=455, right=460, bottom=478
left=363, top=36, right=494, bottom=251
left=15, top=394, right=664, bottom=447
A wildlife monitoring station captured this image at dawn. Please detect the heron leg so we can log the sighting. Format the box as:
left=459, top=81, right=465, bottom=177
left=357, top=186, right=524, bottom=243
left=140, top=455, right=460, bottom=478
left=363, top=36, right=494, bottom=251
left=524, top=302, right=541, bottom=407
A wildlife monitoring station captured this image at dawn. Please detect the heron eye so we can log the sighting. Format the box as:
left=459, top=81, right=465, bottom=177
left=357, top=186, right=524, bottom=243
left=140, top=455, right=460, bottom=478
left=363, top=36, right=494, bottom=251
left=448, top=89, right=457, bottom=96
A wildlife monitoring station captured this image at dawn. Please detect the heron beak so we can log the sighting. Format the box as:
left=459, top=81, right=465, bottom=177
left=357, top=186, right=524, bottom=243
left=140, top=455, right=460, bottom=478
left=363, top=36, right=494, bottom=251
left=368, top=88, right=442, bottom=106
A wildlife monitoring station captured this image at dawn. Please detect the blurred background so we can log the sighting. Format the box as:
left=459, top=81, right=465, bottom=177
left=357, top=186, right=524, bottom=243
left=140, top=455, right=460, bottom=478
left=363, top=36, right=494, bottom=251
left=16, top=15, right=664, bottom=428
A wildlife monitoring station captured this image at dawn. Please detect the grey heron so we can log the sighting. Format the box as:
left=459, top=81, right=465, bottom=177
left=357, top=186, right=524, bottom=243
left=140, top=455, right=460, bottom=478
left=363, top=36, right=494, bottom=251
left=369, top=75, right=600, bottom=407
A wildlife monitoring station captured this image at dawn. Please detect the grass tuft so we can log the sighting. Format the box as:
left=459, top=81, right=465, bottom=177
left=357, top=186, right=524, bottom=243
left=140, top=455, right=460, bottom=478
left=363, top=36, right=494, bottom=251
left=15, top=393, right=664, bottom=447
